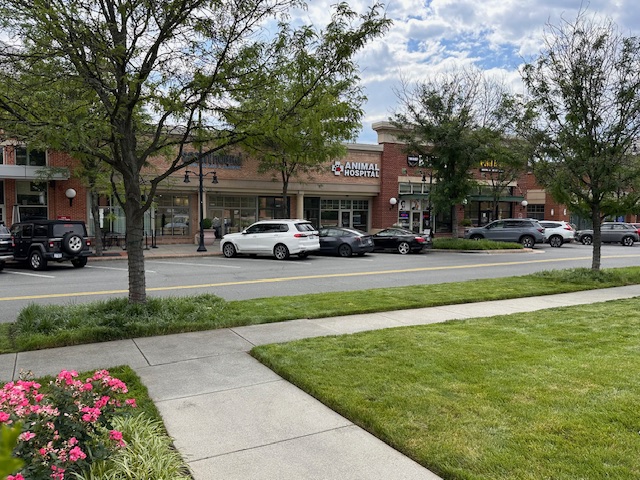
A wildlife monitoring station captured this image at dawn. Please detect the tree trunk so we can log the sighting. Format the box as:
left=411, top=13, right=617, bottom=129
left=122, top=175, right=147, bottom=303
left=451, top=204, right=459, bottom=238
left=591, top=207, right=601, bottom=270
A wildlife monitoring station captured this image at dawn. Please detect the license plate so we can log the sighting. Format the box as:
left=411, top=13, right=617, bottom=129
left=54, top=253, right=62, bottom=259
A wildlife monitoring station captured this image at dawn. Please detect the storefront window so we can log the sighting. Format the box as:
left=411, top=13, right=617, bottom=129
left=315, top=198, right=369, bottom=230
left=157, top=195, right=190, bottom=236
left=258, top=196, right=287, bottom=219
left=16, top=147, right=46, bottom=167
left=527, top=204, right=545, bottom=220
left=15, top=181, right=47, bottom=220
left=208, top=195, right=258, bottom=235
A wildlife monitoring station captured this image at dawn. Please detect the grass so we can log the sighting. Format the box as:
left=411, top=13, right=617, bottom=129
left=3, top=267, right=640, bottom=353
left=251, top=298, right=640, bottom=480
left=433, top=237, right=523, bottom=250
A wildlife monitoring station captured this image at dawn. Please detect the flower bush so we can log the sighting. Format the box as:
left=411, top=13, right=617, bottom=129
left=0, top=369, right=137, bottom=480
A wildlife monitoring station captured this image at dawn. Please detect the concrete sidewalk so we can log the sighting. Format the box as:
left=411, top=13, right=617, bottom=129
left=2, top=285, right=639, bottom=479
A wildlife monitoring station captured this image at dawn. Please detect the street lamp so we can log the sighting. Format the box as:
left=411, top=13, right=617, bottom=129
left=184, top=156, right=218, bottom=252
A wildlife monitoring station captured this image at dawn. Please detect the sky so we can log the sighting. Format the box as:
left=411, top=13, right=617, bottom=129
left=291, top=0, right=640, bottom=144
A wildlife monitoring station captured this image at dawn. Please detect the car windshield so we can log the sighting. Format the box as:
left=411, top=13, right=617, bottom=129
left=52, top=224, right=86, bottom=237
left=0, top=226, right=9, bottom=235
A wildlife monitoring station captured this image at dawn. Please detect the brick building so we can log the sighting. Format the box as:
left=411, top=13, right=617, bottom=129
left=0, top=122, right=575, bottom=241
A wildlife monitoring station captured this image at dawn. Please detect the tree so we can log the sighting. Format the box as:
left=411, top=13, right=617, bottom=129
left=392, top=68, right=521, bottom=237
left=231, top=7, right=390, bottom=218
left=521, top=10, right=640, bottom=270
left=0, top=0, right=389, bottom=303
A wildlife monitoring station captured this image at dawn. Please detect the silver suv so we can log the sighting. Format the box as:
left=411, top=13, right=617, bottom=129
left=220, top=219, right=320, bottom=260
left=540, top=220, right=575, bottom=247
left=576, top=222, right=639, bottom=246
left=464, top=218, right=545, bottom=248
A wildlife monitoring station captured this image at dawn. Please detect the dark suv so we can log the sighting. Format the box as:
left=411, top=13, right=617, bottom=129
left=10, top=219, right=92, bottom=270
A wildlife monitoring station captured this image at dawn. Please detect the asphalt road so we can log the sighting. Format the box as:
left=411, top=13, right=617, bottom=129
left=2, top=242, right=640, bottom=324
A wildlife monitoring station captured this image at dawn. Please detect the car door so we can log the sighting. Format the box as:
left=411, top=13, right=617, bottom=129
left=600, top=223, right=615, bottom=243
left=375, top=229, right=397, bottom=250
left=319, top=228, right=338, bottom=253
left=482, top=221, right=505, bottom=241
left=12, top=223, right=33, bottom=259
left=235, top=223, right=263, bottom=252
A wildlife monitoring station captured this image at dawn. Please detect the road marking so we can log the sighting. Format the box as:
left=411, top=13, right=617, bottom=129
left=2, top=253, right=640, bottom=302
left=1, top=271, right=56, bottom=279
left=87, top=265, right=157, bottom=273
left=145, top=260, right=241, bottom=269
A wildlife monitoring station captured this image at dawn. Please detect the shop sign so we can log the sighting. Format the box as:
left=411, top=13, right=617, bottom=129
left=331, top=160, right=380, bottom=177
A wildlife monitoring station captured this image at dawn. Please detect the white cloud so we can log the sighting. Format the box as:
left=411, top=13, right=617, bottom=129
left=294, top=1, right=639, bottom=142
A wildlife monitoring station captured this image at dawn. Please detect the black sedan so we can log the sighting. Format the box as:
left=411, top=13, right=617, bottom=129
left=317, top=227, right=375, bottom=257
left=372, top=227, right=432, bottom=254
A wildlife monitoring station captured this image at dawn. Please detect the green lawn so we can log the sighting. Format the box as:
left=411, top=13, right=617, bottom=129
left=2, top=267, right=640, bottom=353
left=252, top=299, right=640, bottom=479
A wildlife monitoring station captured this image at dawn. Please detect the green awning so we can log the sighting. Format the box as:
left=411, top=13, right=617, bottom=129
left=467, top=195, right=525, bottom=202
left=399, top=193, right=430, bottom=199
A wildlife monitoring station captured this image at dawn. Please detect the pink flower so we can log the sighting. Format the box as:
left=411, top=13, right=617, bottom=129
left=125, top=398, right=137, bottom=408
left=68, top=446, right=87, bottom=462
left=0, top=411, right=10, bottom=422
left=109, top=429, right=126, bottom=447
left=80, top=406, right=101, bottom=423
left=7, top=474, right=25, bottom=480
left=19, top=431, right=36, bottom=441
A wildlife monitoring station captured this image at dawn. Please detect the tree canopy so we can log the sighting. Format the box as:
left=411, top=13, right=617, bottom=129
left=392, top=68, right=524, bottom=237
left=0, top=0, right=389, bottom=302
left=521, top=9, right=640, bottom=269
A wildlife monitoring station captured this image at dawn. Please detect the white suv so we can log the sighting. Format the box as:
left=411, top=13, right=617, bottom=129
left=539, top=220, right=575, bottom=247
left=220, top=219, right=320, bottom=260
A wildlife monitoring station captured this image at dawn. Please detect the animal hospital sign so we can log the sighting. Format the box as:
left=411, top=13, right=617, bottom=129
left=331, top=160, right=380, bottom=178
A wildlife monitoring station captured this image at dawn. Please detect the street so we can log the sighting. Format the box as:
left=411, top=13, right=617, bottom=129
left=2, top=242, right=640, bottom=323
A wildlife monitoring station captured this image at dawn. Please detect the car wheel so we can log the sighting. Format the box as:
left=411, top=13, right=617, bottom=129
left=29, top=250, right=47, bottom=271
left=338, top=244, right=352, bottom=257
left=71, top=257, right=87, bottom=268
left=298, top=252, right=309, bottom=259
left=581, top=235, right=593, bottom=245
left=62, top=233, right=85, bottom=255
left=273, top=243, right=290, bottom=260
left=0, top=261, right=4, bottom=272
left=520, top=235, right=535, bottom=248
left=222, top=242, right=237, bottom=258
left=397, top=241, right=411, bottom=255
left=469, top=234, right=483, bottom=241
left=622, top=236, right=635, bottom=246
left=549, top=235, right=563, bottom=247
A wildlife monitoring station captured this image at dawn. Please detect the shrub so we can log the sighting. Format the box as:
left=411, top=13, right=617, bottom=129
left=1, top=370, right=136, bottom=480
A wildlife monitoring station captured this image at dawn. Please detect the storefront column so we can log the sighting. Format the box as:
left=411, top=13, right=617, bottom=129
left=296, top=191, right=304, bottom=219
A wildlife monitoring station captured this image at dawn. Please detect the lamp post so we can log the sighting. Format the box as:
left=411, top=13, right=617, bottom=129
left=184, top=157, right=218, bottom=252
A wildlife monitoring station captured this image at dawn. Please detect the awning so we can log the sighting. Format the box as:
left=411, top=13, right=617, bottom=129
left=467, top=195, right=525, bottom=203
left=399, top=193, right=430, bottom=199
left=0, top=165, right=70, bottom=180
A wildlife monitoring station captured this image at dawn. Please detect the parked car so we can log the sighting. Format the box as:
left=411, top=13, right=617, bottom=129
left=10, top=219, right=92, bottom=270
left=371, top=227, right=432, bottom=254
left=0, top=225, right=11, bottom=254
left=464, top=218, right=545, bottom=248
left=539, top=220, right=575, bottom=247
left=317, top=227, right=375, bottom=257
left=575, top=222, right=639, bottom=246
left=220, top=219, right=320, bottom=260
left=0, top=225, right=12, bottom=272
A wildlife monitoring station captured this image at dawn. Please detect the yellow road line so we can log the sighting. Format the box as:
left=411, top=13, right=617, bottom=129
left=1, top=253, right=639, bottom=302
